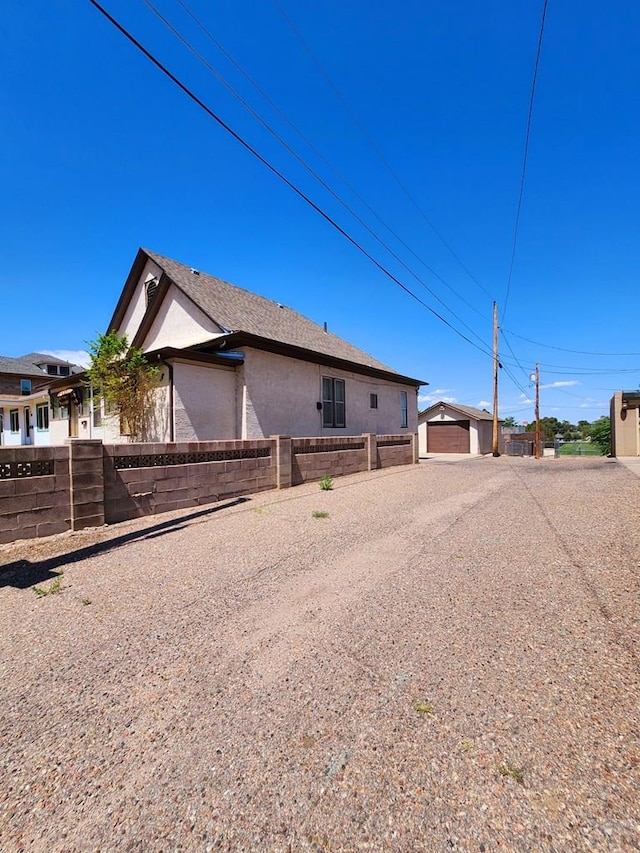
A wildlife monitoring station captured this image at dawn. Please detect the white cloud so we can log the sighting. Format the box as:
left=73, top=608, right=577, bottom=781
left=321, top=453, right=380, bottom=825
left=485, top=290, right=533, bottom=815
left=42, top=349, right=91, bottom=368
left=477, top=400, right=491, bottom=408
left=418, top=392, right=457, bottom=407
left=540, top=380, right=579, bottom=390
left=519, top=393, right=534, bottom=404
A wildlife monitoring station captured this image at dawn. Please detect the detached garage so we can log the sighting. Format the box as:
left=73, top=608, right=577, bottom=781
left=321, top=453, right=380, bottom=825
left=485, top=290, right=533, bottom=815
left=418, top=402, right=500, bottom=456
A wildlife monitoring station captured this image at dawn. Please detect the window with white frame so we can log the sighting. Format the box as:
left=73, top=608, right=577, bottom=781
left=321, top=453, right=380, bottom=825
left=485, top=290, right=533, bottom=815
left=10, top=409, right=19, bottom=432
left=20, top=379, right=32, bottom=395
left=400, top=391, right=408, bottom=428
left=322, top=377, right=346, bottom=428
left=36, top=403, right=49, bottom=431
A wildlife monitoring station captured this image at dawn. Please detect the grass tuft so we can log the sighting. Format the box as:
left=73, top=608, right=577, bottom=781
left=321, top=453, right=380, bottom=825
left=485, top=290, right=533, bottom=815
left=33, top=572, right=63, bottom=597
left=319, top=474, right=334, bottom=491
left=312, top=510, right=329, bottom=519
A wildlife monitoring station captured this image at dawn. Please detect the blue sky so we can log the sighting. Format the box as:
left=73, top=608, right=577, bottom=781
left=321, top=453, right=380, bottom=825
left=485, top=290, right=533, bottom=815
left=2, top=1, right=638, bottom=423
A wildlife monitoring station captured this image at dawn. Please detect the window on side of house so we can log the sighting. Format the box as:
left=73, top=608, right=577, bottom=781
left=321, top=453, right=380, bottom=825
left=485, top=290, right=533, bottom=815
left=370, top=393, right=378, bottom=409
left=20, top=379, right=32, bottom=395
left=36, top=403, right=49, bottom=431
left=400, top=391, right=408, bottom=428
left=59, top=365, right=70, bottom=376
left=10, top=409, right=19, bottom=432
left=322, top=377, right=346, bottom=428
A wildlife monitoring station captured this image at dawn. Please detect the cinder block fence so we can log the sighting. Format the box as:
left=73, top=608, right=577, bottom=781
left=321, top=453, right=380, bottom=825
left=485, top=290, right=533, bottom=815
left=0, top=433, right=417, bottom=544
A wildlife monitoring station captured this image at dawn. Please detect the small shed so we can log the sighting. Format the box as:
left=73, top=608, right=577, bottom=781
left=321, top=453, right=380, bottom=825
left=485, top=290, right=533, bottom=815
left=418, top=402, right=499, bottom=456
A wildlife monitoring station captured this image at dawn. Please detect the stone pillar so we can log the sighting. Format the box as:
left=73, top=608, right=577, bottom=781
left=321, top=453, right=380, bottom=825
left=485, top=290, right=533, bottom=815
left=411, top=432, right=419, bottom=464
left=68, top=439, right=105, bottom=530
left=272, top=435, right=292, bottom=489
left=364, top=433, right=377, bottom=471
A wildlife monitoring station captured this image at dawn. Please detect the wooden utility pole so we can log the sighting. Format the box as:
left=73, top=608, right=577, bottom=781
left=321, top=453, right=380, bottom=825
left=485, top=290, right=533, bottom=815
left=492, top=301, right=500, bottom=457
left=534, top=362, right=541, bottom=459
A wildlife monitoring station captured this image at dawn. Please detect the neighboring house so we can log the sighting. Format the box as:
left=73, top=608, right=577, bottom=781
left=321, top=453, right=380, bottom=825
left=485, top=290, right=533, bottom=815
left=0, top=353, right=82, bottom=446
left=418, top=401, right=501, bottom=455
left=49, top=248, right=425, bottom=443
left=610, top=391, right=640, bottom=456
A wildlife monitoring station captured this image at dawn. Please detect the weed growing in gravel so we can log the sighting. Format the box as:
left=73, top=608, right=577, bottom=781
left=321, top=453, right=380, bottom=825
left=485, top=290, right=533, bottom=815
left=460, top=739, right=476, bottom=752
left=498, top=760, right=524, bottom=785
left=82, top=597, right=92, bottom=606
left=252, top=507, right=269, bottom=515
left=33, top=572, right=63, bottom=597
left=312, top=510, right=329, bottom=519
left=414, top=700, right=434, bottom=714
left=319, top=474, right=333, bottom=491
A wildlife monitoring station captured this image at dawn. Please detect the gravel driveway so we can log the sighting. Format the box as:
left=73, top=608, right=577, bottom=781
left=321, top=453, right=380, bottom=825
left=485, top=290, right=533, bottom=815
left=1, top=456, right=639, bottom=852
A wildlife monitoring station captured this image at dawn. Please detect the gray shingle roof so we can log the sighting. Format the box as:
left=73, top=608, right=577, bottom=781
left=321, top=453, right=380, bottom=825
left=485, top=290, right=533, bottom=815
left=420, top=401, right=496, bottom=421
left=145, top=250, right=398, bottom=374
left=0, top=355, right=49, bottom=378
left=21, top=352, right=75, bottom=367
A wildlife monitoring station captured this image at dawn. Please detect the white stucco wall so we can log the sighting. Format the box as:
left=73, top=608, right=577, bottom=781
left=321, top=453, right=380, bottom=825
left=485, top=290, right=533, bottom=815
left=240, top=348, right=418, bottom=439
left=172, top=361, right=237, bottom=441
left=142, top=284, right=223, bottom=352
left=0, top=396, right=52, bottom=447
left=117, top=259, right=163, bottom=344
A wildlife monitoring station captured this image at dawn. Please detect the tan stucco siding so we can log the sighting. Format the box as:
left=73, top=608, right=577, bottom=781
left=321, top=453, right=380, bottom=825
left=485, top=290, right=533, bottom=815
left=240, top=348, right=417, bottom=439
left=611, top=392, right=640, bottom=456
left=142, top=284, right=224, bottom=352
left=173, top=361, right=237, bottom=441
left=117, top=259, right=163, bottom=343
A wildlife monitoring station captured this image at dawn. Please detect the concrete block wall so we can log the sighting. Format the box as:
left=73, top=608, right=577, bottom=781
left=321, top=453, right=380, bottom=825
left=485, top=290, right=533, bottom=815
left=0, top=446, right=71, bottom=544
left=376, top=434, right=416, bottom=469
left=102, top=439, right=277, bottom=524
left=292, top=436, right=369, bottom=485
left=0, top=434, right=418, bottom=543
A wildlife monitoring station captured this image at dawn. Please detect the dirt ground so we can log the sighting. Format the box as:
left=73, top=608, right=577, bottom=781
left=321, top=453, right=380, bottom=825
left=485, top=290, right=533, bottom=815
left=1, top=456, right=639, bottom=852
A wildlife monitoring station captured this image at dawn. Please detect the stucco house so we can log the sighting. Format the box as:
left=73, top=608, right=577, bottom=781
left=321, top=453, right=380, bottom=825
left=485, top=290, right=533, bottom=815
left=610, top=391, right=640, bottom=457
left=48, top=249, right=426, bottom=443
left=418, top=401, right=500, bottom=455
left=0, top=353, right=82, bottom=446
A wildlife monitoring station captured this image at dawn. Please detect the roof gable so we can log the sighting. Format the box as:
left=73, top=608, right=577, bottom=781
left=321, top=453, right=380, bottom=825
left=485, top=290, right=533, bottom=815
left=420, top=401, right=497, bottom=421
left=144, top=250, right=402, bottom=374
left=107, top=249, right=426, bottom=386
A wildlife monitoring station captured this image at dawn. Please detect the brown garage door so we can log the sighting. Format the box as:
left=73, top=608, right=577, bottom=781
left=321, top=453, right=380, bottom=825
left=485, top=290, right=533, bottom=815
left=427, top=420, right=470, bottom=453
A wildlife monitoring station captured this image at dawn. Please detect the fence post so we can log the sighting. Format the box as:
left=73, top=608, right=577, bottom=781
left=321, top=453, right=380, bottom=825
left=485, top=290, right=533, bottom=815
left=68, top=439, right=105, bottom=530
left=272, top=435, right=292, bottom=489
left=363, top=433, right=377, bottom=471
left=411, top=432, right=419, bottom=464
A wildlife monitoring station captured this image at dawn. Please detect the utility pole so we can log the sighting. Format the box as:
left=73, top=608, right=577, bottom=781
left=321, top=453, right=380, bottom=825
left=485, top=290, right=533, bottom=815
left=534, top=362, right=541, bottom=459
left=492, top=301, right=500, bottom=457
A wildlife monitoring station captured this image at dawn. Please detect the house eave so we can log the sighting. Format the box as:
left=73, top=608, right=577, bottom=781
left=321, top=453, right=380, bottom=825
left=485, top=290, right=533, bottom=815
left=193, top=332, right=427, bottom=387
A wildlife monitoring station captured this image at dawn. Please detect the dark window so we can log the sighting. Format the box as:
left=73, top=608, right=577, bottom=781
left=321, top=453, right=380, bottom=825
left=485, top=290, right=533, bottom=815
left=20, top=379, right=32, bottom=395
left=322, top=377, right=346, bottom=428
left=36, top=403, right=49, bottom=430
left=370, top=393, right=378, bottom=409
left=400, top=391, right=408, bottom=428
left=59, top=366, right=70, bottom=376
left=47, top=365, right=58, bottom=375
left=10, top=409, right=19, bottom=432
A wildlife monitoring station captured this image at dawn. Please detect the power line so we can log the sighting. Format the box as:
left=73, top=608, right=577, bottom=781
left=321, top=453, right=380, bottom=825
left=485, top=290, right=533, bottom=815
left=172, top=0, right=490, bottom=322
left=272, top=0, right=495, bottom=304
left=139, top=0, right=491, bottom=351
left=501, top=328, right=640, bottom=357
left=88, top=0, right=495, bottom=359
left=502, top=0, right=549, bottom=322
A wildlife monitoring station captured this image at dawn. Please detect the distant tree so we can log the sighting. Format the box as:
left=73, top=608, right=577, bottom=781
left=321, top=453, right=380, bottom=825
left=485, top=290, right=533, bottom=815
left=577, top=420, right=591, bottom=439
left=502, top=416, right=517, bottom=428
left=86, top=331, right=160, bottom=441
left=587, top=416, right=611, bottom=455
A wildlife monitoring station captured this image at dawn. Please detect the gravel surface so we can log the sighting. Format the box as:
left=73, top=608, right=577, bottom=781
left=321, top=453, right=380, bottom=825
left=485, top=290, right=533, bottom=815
left=1, top=456, right=639, bottom=852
